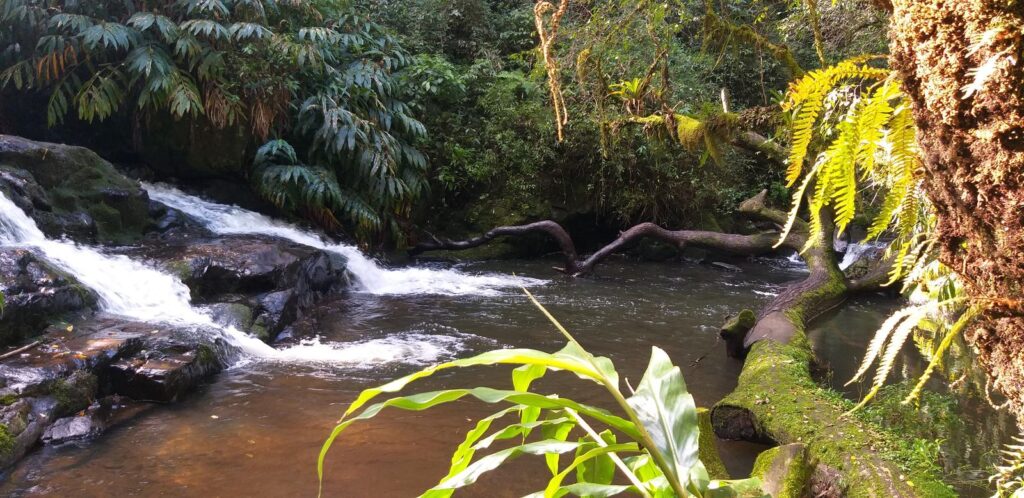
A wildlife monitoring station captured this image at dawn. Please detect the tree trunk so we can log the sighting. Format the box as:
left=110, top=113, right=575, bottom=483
left=889, top=0, right=1024, bottom=420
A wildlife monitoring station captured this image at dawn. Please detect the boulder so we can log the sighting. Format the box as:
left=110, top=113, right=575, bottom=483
left=135, top=235, right=345, bottom=300
left=107, top=343, right=222, bottom=403
left=0, top=314, right=231, bottom=469
left=0, top=135, right=150, bottom=243
left=0, top=248, right=96, bottom=347
left=0, top=397, right=58, bottom=469
left=125, top=234, right=348, bottom=341
left=41, top=413, right=103, bottom=445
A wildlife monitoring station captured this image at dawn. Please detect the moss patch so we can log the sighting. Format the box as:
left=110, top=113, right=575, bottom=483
left=697, top=407, right=730, bottom=480
left=0, top=424, right=14, bottom=463
left=713, top=329, right=955, bottom=497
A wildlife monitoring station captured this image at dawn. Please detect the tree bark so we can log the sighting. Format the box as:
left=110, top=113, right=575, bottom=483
left=889, top=0, right=1024, bottom=420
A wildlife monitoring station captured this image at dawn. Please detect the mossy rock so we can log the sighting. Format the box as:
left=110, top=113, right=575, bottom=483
left=49, top=371, right=98, bottom=418
left=0, top=135, right=150, bottom=243
left=697, top=407, right=730, bottom=480
left=750, top=444, right=811, bottom=498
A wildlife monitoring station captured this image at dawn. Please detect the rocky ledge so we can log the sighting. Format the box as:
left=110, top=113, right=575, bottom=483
left=0, top=316, right=228, bottom=468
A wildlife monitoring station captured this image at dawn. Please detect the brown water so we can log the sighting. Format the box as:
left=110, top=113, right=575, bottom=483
left=0, top=258, right=1011, bottom=496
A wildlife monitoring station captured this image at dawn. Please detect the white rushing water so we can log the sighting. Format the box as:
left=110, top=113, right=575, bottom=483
left=838, top=241, right=884, bottom=270
left=0, top=190, right=500, bottom=365
left=144, top=182, right=545, bottom=297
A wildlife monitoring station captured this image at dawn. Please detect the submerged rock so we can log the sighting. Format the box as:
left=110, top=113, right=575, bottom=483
left=0, top=248, right=96, bottom=347
left=0, top=135, right=151, bottom=243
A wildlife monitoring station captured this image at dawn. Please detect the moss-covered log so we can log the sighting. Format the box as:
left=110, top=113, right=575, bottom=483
left=712, top=330, right=954, bottom=497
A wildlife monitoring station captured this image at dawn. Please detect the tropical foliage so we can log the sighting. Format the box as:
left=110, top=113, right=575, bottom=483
left=319, top=290, right=764, bottom=497
left=772, top=57, right=985, bottom=411
left=0, top=0, right=426, bottom=239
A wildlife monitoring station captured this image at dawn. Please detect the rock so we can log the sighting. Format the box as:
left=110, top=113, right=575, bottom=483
left=134, top=235, right=345, bottom=300
left=0, top=314, right=230, bottom=470
left=0, top=135, right=150, bottom=243
left=697, top=408, right=730, bottom=480
left=41, top=413, right=103, bottom=445
left=146, top=199, right=211, bottom=238
left=108, top=343, right=222, bottom=403
left=204, top=302, right=255, bottom=331
left=49, top=370, right=97, bottom=418
left=125, top=234, right=348, bottom=341
left=751, top=443, right=811, bottom=498
left=0, top=397, right=58, bottom=469
left=720, top=309, right=756, bottom=359
left=0, top=248, right=96, bottom=347
left=252, top=290, right=295, bottom=341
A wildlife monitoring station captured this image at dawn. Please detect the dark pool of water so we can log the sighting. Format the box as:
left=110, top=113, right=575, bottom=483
left=0, top=258, right=1011, bottom=496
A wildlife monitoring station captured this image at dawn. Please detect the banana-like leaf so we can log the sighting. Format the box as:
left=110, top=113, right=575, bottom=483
left=433, top=406, right=519, bottom=497
left=544, top=418, right=578, bottom=475
left=626, top=347, right=709, bottom=494
left=423, top=439, right=585, bottom=495
left=514, top=364, right=548, bottom=429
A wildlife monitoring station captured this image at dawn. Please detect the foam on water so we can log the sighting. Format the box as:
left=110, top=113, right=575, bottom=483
left=0, top=191, right=497, bottom=365
left=144, top=182, right=546, bottom=296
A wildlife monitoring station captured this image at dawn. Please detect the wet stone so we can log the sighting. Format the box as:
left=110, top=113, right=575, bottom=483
left=41, top=414, right=103, bottom=445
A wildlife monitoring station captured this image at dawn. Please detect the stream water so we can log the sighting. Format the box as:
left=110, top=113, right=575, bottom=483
left=0, top=188, right=1015, bottom=496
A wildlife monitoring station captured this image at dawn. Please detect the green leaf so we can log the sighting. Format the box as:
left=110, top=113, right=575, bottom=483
left=319, top=387, right=641, bottom=489
left=705, top=478, right=768, bottom=498
left=575, top=430, right=617, bottom=486
left=544, top=442, right=640, bottom=497
left=626, top=347, right=709, bottom=495
left=423, top=440, right=584, bottom=495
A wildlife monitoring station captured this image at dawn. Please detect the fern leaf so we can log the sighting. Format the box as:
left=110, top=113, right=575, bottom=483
left=901, top=306, right=980, bottom=405
left=846, top=305, right=918, bottom=386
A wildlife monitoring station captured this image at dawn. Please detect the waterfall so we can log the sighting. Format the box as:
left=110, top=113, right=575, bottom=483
left=838, top=241, right=883, bottom=271
left=0, top=191, right=488, bottom=365
left=144, top=182, right=545, bottom=296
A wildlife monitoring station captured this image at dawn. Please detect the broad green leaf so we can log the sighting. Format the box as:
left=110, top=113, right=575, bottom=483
left=626, top=347, right=709, bottom=495
left=549, top=482, right=634, bottom=497
left=514, top=364, right=548, bottom=430
left=433, top=406, right=518, bottom=498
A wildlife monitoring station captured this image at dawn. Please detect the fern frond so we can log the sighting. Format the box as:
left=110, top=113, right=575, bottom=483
left=901, top=306, right=980, bottom=405
left=847, top=302, right=936, bottom=413
left=847, top=305, right=919, bottom=386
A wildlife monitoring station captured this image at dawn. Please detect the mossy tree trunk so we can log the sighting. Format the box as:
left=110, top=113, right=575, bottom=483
left=888, top=0, right=1024, bottom=420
